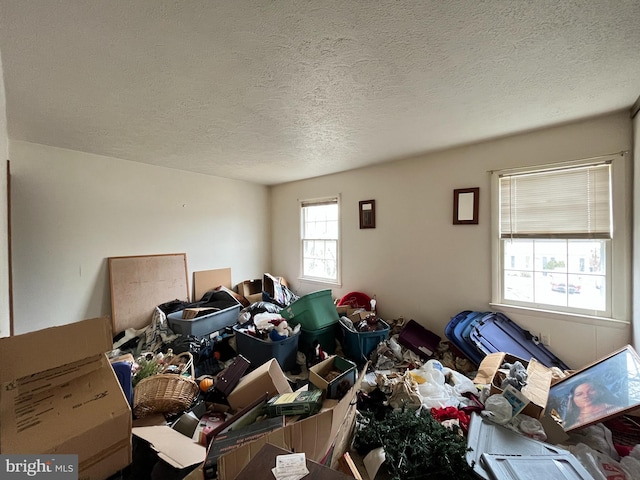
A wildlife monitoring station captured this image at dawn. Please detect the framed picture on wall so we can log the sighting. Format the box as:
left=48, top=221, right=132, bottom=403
left=546, top=345, right=640, bottom=431
left=453, top=187, right=479, bottom=225
left=359, top=200, right=375, bottom=229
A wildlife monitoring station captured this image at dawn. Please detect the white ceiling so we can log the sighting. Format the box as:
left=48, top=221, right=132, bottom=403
left=0, top=1, right=638, bottom=186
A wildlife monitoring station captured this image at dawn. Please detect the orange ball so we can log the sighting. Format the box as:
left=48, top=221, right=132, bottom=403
left=199, top=377, right=214, bottom=392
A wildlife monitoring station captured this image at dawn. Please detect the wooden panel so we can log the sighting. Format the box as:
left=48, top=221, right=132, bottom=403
left=193, top=268, right=232, bottom=301
left=109, top=253, right=189, bottom=334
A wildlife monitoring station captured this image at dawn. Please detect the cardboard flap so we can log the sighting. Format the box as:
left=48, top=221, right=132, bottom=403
left=133, top=426, right=206, bottom=470
left=521, top=358, right=552, bottom=408
left=473, top=352, right=506, bottom=385
left=0, top=317, right=112, bottom=383
left=227, top=359, right=293, bottom=411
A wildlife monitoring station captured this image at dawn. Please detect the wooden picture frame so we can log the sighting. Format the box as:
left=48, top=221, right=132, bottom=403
left=547, top=345, right=640, bottom=432
left=453, top=187, right=479, bottom=225
left=359, top=200, right=376, bottom=229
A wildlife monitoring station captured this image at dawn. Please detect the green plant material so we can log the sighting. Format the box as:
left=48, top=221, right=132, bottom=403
left=353, top=408, right=475, bottom=480
left=132, top=357, right=161, bottom=388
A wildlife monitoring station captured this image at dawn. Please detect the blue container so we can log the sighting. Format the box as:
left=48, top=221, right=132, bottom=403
left=340, top=319, right=390, bottom=365
left=234, top=325, right=300, bottom=372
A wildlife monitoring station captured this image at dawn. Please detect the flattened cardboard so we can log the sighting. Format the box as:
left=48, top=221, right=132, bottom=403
left=473, top=352, right=552, bottom=419
left=227, top=359, right=293, bottom=411
left=217, top=366, right=366, bottom=480
left=194, top=268, right=232, bottom=301
left=133, top=425, right=206, bottom=469
left=0, top=317, right=132, bottom=480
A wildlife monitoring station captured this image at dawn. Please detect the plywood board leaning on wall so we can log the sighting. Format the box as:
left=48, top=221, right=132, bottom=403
left=193, top=268, right=232, bottom=301
left=109, top=253, right=189, bottom=335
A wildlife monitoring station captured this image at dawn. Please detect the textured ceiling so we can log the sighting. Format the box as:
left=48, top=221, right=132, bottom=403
left=0, top=1, right=639, bottom=186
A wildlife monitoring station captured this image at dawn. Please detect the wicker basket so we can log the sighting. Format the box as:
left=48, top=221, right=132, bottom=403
left=133, top=352, right=199, bottom=418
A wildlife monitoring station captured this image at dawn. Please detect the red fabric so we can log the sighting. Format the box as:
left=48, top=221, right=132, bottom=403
left=430, top=406, right=471, bottom=434
left=337, top=291, right=372, bottom=309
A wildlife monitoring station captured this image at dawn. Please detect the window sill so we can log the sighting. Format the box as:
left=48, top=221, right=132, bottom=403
left=489, top=303, right=630, bottom=328
left=298, top=276, right=342, bottom=288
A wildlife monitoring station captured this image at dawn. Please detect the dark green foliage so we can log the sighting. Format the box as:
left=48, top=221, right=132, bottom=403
left=353, top=408, right=476, bottom=480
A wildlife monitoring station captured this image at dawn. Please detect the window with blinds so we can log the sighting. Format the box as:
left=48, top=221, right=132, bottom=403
left=300, top=197, right=340, bottom=283
left=499, top=163, right=611, bottom=239
left=493, top=158, right=620, bottom=317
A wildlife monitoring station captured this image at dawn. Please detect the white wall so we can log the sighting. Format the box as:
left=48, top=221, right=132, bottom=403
left=633, top=101, right=639, bottom=350
left=271, top=112, right=633, bottom=369
left=10, top=141, right=270, bottom=334
left=0, top=50, right=9, bottom=337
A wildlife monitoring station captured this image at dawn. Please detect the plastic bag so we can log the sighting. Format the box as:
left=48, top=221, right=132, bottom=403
left=571, top=443, right=632, bottom=480
left=482, top=394, right=513, bottom=424
left=517, top=415, right=547, bottom=441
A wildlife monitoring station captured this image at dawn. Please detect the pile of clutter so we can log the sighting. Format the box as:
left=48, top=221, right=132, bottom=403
left=235, top=312, right=301, bottom=342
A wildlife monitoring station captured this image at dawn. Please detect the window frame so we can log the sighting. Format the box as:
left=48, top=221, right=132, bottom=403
left=299, top=195, right=341, bottom=286
left=491, top=153, right=631, bottom=323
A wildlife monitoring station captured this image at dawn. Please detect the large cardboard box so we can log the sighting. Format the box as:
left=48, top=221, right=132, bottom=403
left=473, top=352, right=552, bottom=419
left=216, top=367, right=366, bottom=480
left=0, top=317, right=132, bottom=480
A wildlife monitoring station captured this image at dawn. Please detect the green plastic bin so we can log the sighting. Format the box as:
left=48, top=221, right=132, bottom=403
left=299, top=323, right=338, bottom=357
left=280, top=290, right=339, bottom=330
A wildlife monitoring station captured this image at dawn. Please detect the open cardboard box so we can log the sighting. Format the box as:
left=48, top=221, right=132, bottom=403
left=0, top=317, right=132, bottom=480
left=132, top=358, right=294, bottom=471
left=216, top=365, right=367, bottom=480
left=309, top=355, right=357, bottom=400
left=473, top=352, right=552, bottom=419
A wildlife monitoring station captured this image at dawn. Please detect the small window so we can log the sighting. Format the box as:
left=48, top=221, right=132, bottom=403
left=492, top=153, right=629, bottom=320
left=300, top=197, right=340, bottom=284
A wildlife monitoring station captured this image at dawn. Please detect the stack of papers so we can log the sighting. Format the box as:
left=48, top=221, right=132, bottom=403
left=272, top=453, right=309, bottom=480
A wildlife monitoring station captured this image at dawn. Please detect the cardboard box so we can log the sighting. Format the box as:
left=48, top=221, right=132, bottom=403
left=237, top=279, right=263, bottom=304
left=182, top=307, right=219, bottom=319
left=226, top=359, right=293, bottom=411
left=216, top=366, right=366, bottom=480
left=0, top=317, right=132, bottom=480
left=309, top=355, right=357, bottom=400
left=473, top=352, right=552, bottom=419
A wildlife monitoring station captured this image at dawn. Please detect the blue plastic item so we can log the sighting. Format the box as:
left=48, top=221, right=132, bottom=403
left=111, top=361, right=133, bottom=407
left=469, top=312, right=570, bottom=370
left=233, top=325, right=300, bottom=372
left=341, top=319, right=390, bottom=366
left=445, top=310, right=490, bottom=366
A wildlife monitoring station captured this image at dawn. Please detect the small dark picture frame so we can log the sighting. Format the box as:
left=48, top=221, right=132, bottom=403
left=359, top=200, right=376, bottom=229
left=453, top=187, right=479, bottom=225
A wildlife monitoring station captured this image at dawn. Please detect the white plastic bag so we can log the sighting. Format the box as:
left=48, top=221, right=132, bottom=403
left=571, top=443, right=632, bottom=480
left=481, top=394, right=513, bottom=425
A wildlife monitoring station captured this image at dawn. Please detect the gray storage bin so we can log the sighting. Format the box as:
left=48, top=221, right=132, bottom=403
left=167, top=292, right=241, bottom=338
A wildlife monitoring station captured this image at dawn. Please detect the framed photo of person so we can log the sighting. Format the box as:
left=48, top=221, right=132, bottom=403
left=547, top=345, right=640, bottom=432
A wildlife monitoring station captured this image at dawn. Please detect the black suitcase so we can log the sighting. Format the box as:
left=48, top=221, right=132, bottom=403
left=469, top=312, right=570, bottom=370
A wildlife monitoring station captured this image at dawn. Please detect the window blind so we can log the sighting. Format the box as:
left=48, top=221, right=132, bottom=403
left=499, top=163, right=611, bottom=239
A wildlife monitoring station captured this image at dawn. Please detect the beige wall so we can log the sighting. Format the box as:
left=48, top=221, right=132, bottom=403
left=9, top=141, right=271, bottom=334
left=271, top=111, right=633, bottom=369
left=0, top=51, right=9, bottom=337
